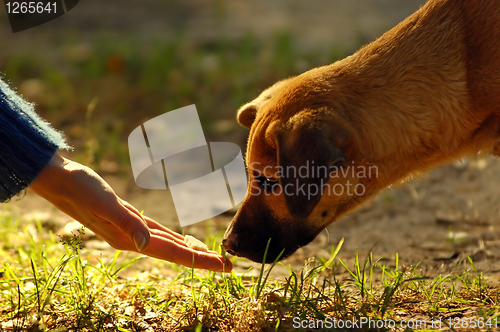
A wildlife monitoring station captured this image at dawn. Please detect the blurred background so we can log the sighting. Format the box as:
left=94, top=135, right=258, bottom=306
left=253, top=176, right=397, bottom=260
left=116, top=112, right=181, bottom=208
left=0, top=0, right=424, bottom=170
left=5, top=0, right=500, bottom=277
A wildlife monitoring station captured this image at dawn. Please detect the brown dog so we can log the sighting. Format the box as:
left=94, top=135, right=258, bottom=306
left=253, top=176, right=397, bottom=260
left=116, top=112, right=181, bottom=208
left=222, top=0, right=500, bottom=263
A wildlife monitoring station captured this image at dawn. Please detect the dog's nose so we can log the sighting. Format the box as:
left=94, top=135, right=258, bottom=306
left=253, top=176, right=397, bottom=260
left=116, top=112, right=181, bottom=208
left=222, top=236, right=239, bottom=256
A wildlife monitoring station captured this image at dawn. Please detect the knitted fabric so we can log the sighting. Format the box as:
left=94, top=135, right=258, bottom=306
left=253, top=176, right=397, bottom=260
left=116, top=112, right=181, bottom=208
left=0, top=77, right=71, bottom=202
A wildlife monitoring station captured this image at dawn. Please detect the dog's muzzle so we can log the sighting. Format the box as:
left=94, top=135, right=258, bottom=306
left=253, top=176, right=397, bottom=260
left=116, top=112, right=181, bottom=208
left=221, top=237, right=237, bottom=256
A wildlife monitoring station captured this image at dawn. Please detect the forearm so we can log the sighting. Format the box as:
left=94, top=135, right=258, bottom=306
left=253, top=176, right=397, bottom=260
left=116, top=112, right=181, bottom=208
left=29, top=153, right=106, bottom=220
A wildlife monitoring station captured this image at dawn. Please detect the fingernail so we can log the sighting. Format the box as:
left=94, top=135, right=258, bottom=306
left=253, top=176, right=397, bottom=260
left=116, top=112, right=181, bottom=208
left=133, top=232, right=146, bottom=252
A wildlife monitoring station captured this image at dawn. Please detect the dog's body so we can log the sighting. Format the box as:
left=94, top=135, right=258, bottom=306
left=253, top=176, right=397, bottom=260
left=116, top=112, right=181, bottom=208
left=223, top=0, right=500, bottom=263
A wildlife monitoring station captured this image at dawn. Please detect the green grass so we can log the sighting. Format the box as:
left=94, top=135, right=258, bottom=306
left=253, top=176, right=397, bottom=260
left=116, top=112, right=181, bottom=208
left=1, top=209, right=499, bottom=332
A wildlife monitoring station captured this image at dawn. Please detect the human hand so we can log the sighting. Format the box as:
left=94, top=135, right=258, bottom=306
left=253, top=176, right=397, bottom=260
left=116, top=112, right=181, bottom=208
left=29, top=153, right=232, bottom=272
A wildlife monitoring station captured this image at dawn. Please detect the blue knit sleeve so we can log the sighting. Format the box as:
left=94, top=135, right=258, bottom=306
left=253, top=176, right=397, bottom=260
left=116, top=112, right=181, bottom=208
left=0, top=76, right=71, bottom=202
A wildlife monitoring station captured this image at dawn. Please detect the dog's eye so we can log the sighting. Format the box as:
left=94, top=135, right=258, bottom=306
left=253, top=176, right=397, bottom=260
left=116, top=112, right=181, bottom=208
left=258, top=176, right=278, bottom=186
left=331, top=157, right=346, bottom=169
left=265, top=177, right=278, bottom=183
left=260, top=176, right=279, bottom=192
left=253, top=172, right=279, bottom=191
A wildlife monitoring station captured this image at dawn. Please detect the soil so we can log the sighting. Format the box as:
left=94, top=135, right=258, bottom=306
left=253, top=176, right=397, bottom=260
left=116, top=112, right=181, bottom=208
left=3, top=0, right=500, bottom=282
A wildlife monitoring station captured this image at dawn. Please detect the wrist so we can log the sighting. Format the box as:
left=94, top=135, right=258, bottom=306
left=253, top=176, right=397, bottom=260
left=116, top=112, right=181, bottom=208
left=29, top=152, right=68, bottom=198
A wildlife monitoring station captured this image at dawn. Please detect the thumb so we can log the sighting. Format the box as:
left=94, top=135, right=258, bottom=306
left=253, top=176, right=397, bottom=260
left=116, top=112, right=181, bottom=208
left=98, top=198, right=151, bottom=252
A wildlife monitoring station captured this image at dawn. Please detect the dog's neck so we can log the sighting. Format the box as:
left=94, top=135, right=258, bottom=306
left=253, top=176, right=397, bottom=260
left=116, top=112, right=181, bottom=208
left=318, top=0, right=498, bottom=186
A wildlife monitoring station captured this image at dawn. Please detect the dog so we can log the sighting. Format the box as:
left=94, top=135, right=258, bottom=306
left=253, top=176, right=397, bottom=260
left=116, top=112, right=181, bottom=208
left=222, top=0, right=500, bottom=263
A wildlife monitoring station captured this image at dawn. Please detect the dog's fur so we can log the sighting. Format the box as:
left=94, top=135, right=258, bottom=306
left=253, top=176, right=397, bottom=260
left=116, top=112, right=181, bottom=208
left=223, top=0, right=500, bottom=263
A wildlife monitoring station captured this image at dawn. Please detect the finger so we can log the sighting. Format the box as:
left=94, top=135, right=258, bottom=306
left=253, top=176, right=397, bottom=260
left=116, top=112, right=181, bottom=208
left=88, top=216, right=224, bottom=257
left=143, top=234, right=233, bottom=272
left=141, top=215, right=185, bottom=241
left=148, top=227, right=224, bottom=257
left=137, top=214, right=222, bottom=253
left=121, top=202, right=186, bottom=243
left=148, top=227, right=188, bottom=247
left=83, top=218, right=231, bottom=271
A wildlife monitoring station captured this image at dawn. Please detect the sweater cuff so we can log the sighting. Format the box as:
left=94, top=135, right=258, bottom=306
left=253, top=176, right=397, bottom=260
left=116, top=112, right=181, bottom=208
left=0, top=77, right=71, bottom=202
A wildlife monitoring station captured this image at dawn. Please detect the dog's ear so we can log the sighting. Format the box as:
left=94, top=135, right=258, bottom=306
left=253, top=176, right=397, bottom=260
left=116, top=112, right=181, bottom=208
left=237, top=78, right=294, bottom=128
left=237, top=104, right=258, bottom=128
left=277, top=121, right=347, bottom=218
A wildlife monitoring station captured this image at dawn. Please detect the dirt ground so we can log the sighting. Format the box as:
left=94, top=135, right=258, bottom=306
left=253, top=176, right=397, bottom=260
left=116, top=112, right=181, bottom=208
left=4, top=0, right=500, bottom=282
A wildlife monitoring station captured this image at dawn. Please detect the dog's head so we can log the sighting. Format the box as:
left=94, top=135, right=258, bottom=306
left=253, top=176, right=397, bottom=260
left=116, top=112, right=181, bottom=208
left=223, top=73, right=381, bottom=263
